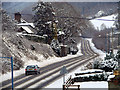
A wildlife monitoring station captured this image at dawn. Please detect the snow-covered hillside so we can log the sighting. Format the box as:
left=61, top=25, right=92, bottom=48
left=90, top=14, right=117, bottom=30
left=1, top=9, right=57, bottom=74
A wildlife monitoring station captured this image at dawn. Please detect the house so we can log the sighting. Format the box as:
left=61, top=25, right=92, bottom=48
left=17, top=23, right=35, bottom=34
left=14, top=12, right=36, bottom=34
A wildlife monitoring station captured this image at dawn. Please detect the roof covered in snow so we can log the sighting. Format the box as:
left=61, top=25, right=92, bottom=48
left=17, top=23, right=35, bottom=28
left=21, top=26, right=34, bottom=34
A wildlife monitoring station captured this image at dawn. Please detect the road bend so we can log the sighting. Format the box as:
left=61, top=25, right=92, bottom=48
left=1, top=38, right=99, bottom=89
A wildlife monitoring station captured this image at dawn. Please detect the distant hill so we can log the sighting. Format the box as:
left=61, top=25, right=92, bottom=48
left=2, top=2, right=118, bottom=21
left=69, top=2, right=118, bottom=17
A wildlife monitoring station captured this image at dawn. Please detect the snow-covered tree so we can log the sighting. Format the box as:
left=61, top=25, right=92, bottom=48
left=93, top=50, right=118, bottom=72
left=95, top=10, right=105, bottom=18
left=99, top=51, right=118, bottom=72
left=115, top=49, right=120, bottom=67
left=100, top=58, right=118, bottom=72
left=50, top=39, right=60, bottom=55
left=33, top=2, right=57, bottom=43
left=104, top=50, right=114, bottom=60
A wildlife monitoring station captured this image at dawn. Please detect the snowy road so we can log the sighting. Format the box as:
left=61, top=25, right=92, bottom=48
left=1, top=39, right=98, bottom=89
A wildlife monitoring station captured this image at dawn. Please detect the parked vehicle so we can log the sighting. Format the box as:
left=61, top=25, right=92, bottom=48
left=25, top=65, right=40, bottom=75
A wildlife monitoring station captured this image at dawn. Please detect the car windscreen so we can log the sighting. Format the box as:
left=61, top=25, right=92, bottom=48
left=26, top=66, right=36, bottom=69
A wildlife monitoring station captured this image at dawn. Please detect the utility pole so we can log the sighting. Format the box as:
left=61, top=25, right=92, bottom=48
left=112, top=28, right=114, bottom=51
left=106, top=33, right=109, bottom=53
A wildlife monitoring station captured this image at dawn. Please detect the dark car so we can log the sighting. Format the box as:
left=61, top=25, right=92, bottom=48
left=25, top=65, right=40, bottom=75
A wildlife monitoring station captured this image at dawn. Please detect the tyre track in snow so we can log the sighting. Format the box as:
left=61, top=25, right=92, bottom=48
left=2, top=55, right=89, bottom=89
left=1, top=39, right=99, bottom=89
left=36, top=55, right=97, bottom=89
left=16, top=55, right=92, bottom=89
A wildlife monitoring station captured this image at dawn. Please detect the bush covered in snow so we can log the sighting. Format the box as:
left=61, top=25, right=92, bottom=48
left=74, top=72, right=108, bottom=82
left=99, top=58, right=118, bottom=72
left=50, top=39, right=61, bottom=55
left=93, top=50, right=118, bottom=72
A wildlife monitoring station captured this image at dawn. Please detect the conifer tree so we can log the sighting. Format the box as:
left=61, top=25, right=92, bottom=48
left=33, top=2, right=56, bottom=43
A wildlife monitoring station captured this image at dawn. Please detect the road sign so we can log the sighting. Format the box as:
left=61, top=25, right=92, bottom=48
left=60, top=66, right=68, bottom=75
left=60, top=66, right=68, bottom=84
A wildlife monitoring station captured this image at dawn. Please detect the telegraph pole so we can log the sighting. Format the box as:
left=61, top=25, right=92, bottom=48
left=112, top=28, right=114, bottom=51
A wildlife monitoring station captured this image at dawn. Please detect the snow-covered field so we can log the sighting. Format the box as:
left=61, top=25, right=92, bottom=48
left=90, top=14, right=116, bottom=30
left=90, top=14, right=118, bottom=56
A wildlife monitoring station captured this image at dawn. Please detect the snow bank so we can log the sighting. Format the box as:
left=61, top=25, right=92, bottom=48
left=90, top=14, right=116, bottom=30
left=76, top=42, right=83, bottom=56
left=74, top=69, right=103, bottom=77
left=107, top=75, right=115, bottom=81
left=86, top=38, right=106, bottom=59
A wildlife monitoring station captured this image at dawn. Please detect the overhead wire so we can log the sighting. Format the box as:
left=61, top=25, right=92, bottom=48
left=6, top=12, right=117, bottom=21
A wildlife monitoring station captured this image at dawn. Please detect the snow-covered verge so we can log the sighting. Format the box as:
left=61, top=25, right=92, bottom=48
left=90, top=14, right=117, bottom=30
left=45, top=68, right=108, bottom=89
left=86, top=38, right=106, bottom=60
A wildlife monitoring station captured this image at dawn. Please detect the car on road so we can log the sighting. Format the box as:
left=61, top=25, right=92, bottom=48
left=25, top=65, right=40, bottom=75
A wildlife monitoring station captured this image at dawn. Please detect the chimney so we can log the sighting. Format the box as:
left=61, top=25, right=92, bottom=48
left=14, top=12, right=21, bottom=23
